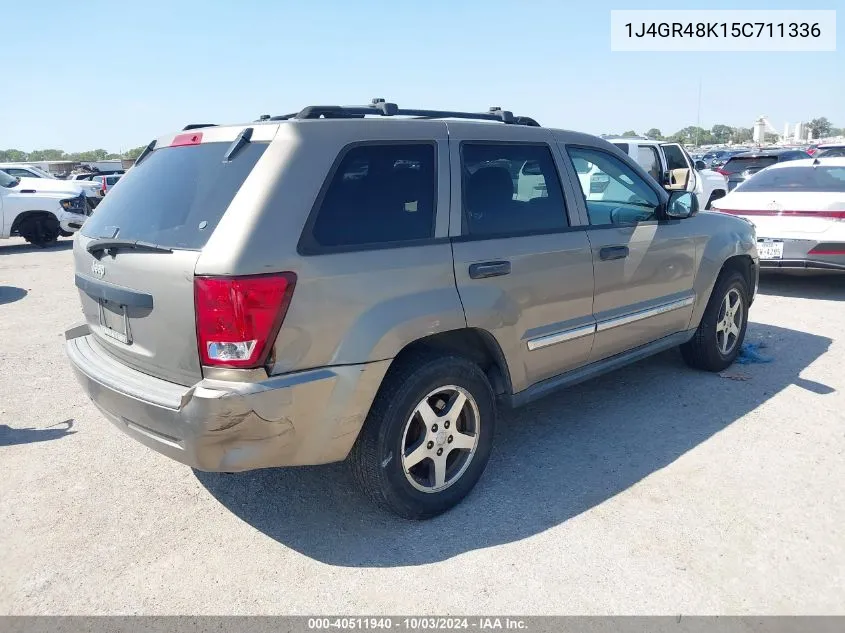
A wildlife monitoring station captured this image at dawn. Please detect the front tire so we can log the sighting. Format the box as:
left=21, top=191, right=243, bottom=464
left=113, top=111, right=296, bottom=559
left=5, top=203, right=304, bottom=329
left=21, top=216, right=60, bottom=248
left=349, top=353, right=496, bottom=519
left=681, top=270, right=749, bottom=371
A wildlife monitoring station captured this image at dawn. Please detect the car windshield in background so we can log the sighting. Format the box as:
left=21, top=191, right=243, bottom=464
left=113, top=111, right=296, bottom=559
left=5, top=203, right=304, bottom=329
left=735, top=166, right=845, bottom=193
left=0, top=171, right=19, bottom=188
left=818, top=147, right=845, bottom=158
left=721, top=156, right=778, bottom=174
left=30, top=166, right=54, bottom=178
left=81, top=141, right=267, bottom=249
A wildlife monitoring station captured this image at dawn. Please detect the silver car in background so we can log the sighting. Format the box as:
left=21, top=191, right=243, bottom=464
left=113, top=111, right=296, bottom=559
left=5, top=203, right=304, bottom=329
left=712, top=157, right=845, bottom=274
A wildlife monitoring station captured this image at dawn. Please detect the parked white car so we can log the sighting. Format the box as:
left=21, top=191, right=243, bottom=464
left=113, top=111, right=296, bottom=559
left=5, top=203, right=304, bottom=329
left=710, top=157, right=845, bottom=274
left=0, top=162, right=102, bottom=206
left=0, top=170, right=88, bottom=246
left=608, top=138, right=729, bottom=210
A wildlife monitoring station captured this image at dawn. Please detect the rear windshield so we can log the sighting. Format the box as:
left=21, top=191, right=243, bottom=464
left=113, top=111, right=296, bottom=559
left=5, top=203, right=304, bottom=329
left=735, top=166, right=845, bottom=192
left=81, top=141, right=267, bottom=249
left=818, top=147, right=845, bottom=158
left=721, top=156, right=778, bottom=174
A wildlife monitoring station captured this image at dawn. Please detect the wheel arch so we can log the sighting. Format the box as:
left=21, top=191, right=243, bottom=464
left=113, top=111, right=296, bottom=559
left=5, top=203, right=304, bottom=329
left=10, top=210, right=59, bottom=236
left=705, top=189, right=727, bottom=210
left=391, top=328, right=513, bottom=398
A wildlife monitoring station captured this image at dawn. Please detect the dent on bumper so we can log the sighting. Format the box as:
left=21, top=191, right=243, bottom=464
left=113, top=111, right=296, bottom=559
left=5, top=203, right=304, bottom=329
left=65, top=325, right=391, bottom=472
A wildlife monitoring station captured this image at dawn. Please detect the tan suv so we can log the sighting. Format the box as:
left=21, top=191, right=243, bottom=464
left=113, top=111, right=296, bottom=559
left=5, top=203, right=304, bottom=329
left=65, top=100, right=759, bottom=519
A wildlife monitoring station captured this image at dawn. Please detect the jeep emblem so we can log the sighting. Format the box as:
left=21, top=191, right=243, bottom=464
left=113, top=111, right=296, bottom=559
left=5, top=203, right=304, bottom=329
left=91, top=261, right=105, bottom=277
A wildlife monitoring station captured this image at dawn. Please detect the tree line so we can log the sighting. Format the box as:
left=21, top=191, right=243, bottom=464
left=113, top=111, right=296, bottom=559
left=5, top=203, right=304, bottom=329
left=613, top=117, right=841, bottom=145
left=3, top=118, right=841, bottom=161
left=0, top=145, right=148, bottom=163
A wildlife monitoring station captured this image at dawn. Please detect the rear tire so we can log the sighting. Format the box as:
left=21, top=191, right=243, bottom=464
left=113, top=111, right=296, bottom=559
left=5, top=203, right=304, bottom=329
left=349, top=353, right=496, bottom=520
left=681, top=270, right=749, bottom=372
left=20, top=216, right=60, bottom=248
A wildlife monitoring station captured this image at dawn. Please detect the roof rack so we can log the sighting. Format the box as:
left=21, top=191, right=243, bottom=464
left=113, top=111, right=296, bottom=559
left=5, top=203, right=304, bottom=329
left=266, top=98, right=540, bottom=127
left=182, top=123, right=217, bottom=131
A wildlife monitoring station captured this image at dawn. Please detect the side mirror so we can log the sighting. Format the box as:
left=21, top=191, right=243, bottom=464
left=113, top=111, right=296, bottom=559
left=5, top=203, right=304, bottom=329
left=666, top=190, right=698, bottom=219
left=694, top=160, right=707, bottom=170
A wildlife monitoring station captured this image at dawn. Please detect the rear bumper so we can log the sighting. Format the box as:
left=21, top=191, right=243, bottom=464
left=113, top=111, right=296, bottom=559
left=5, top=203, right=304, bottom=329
left=757, top=238, right=845, bottom=273
left=65, top=324, right=391, bottom=472
left=760, top=258, right=845, bottom=272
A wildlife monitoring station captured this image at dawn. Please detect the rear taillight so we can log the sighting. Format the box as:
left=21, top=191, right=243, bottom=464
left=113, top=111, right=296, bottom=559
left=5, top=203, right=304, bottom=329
left=809, top=244, right=845, bottom=255
left=194, top=273, right=296, bottom=368
left=715, top=168, right=730, bottom=176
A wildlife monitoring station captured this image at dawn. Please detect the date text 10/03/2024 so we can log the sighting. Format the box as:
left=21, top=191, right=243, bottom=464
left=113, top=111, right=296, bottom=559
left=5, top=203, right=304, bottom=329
left=307, top=618, right=528, bottom=630
left=625, top=22, right=821, bottom=38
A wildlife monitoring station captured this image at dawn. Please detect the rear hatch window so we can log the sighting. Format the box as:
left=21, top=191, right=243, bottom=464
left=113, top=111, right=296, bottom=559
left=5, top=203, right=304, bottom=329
left=721, top=156, right=778, bottom=175
left=81, top=141, right=268, bottom=249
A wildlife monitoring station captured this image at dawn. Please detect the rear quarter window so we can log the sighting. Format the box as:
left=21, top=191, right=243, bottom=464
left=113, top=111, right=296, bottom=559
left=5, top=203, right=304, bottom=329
left=300, top=143, right=437, bottom=253
left=81, top=141, right=267, bottom=249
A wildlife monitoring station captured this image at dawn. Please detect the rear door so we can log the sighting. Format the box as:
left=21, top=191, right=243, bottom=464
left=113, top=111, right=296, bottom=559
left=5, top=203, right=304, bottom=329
left=563, top=144, right=696, bottom=363
left=448, top=123, right=595, bottom=394
left=73, top=126, right=276, bottom=386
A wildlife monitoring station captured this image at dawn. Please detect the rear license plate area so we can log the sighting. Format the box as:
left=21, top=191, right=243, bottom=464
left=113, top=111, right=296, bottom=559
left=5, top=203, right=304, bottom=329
left=98, top=300, right=131, bottom=344
left=757, top=238, right=784, bottom=260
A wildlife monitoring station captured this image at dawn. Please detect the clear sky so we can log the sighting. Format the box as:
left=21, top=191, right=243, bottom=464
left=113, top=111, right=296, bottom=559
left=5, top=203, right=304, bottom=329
left=4, top=0, right=842, bottom=152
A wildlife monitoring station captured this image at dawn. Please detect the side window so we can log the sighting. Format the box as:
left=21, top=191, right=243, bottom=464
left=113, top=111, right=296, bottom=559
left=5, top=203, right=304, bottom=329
left=309, top=143, right=436, bottom=249
left=461, top=143, right=568, bottom=237
left=7, top=168, right=31, bottom=177
left=566, top=146, right=660, bottom=226
left=662, top=144, right=690, bottom=171
left=635, top=146, right=661, bottom=181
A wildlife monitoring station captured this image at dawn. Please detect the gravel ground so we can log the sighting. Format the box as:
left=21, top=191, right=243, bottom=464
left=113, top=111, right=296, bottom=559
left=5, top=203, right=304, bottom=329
left=1, top=236, right=843, bottom=615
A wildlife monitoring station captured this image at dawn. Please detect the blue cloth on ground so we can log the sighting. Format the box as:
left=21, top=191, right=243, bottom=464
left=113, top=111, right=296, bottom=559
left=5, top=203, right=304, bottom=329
left=736, top=341, right=773, bottom=364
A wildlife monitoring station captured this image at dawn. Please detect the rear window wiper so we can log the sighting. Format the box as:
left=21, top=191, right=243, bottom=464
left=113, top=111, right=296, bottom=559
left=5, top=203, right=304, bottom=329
left=86, top=238, right=173, bottom=256
left=222, top=127, right=253, bottom=163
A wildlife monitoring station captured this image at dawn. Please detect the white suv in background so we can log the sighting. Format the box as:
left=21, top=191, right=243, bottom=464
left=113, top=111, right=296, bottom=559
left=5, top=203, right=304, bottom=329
left=0, top=163, right=102, bottom=206
left=0, top=170, right=88, bottom=246
left=607, top=138, right=728, bottom=210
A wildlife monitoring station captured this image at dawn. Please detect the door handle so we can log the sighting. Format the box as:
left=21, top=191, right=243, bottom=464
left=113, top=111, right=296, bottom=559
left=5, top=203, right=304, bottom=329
left=599, top=246, right=629, bottom=261
left=469, top=261, right=511, bottom=279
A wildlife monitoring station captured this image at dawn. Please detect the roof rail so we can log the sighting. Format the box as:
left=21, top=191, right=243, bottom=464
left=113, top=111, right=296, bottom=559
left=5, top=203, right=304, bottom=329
left=182, top=123, right=217, bottom=131
left=265, top=99, right=540, bottom=126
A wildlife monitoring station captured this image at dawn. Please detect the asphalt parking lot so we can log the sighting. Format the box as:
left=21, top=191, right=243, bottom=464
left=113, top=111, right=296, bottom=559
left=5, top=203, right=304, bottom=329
left=1, top=236, right=843, bottom=615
